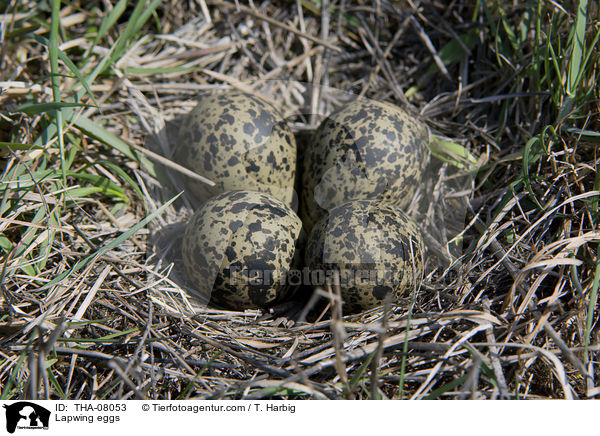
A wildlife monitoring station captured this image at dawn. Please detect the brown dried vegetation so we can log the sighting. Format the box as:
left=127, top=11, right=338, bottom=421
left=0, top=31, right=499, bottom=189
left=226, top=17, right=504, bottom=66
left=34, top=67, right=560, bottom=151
left=0, top=0, right=599, bottom=399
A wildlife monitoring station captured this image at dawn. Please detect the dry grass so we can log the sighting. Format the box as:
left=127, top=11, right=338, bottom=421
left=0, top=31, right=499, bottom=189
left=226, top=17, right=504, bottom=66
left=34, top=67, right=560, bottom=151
left=1, top=0, right=599, bottom=399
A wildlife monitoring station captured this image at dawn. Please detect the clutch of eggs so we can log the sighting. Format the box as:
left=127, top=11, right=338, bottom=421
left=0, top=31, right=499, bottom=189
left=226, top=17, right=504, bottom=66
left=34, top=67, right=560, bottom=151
left=177, top=93, right=429, bottom=313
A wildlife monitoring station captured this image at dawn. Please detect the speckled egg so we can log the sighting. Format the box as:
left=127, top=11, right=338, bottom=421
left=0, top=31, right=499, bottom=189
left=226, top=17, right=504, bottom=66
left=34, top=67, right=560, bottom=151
left=174, top=91, right=297, bottom=206
left=305, top=200, right=424, bottom=312
left=182, top=190, right=303, bottom=310
left=301, top=98, right=428, bottom=230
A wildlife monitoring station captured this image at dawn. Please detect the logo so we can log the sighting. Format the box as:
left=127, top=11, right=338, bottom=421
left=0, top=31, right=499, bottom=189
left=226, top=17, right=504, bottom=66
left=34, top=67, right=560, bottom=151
left=3, top=402, right=50, bottom=434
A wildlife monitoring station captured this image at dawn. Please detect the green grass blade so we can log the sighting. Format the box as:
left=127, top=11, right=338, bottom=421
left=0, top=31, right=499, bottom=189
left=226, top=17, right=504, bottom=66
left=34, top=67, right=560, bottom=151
left=4, top=169, right=127, bottom=201
left=177, top=351, right=223, bottom=400
left=0, top=142, right=41, bottom=150
left=49, top=0, right=66, bottom=187
left=65, top=170, right=128, bottom=201
left=501, top=16, right=519, bottom=51
left=72, top=115, right=157, bottom=177
left=95, top=160, right=146, bottom=204
left=0, top=206, right=49, bottom=279
left=46, top=358, right=67, bottom=399
left=585, top=166, right=600, bottom=364
left=11, top=207, right=48, bottom=259
left=567, top=0, right=588, bottom=96
left=423, top=374, right=469, bottom=399
left=79, top=0, right=161, bottom=83
left=0, top=235, right=13, bottom=254
left=17, top=101, right=93, bottom=115
left=546, top=38, right=566, bottom=98
left=579, top=27, right=600, bottom=85
left=110, top=0, right=151, bottom=60
left=521, top=125, right=556, bottom=210
left=429, top=136, right=479, bottom=171
left=85, top=0, right=129, bottom=60
left=6, top=23, right=42, bottom=38
left=584, top=246, right=600, bottom=359
left=64, top=187, right=122, bottom=201
left=100, top=0, right=162, bottom=76
left=124, top=65, right=205, bottom=76
left=48, top=1, right=61, bottom=103
left=348, top=351, right=376, bottom=389
left=0, top=349, right=28, bottom=399
left=419, top=28, right=478, bottom=85
left=134, top=0, right=162, bottom=37
left=32, top=108, right=72, bottom=148
left=31, top=34, right=99, bottom=107
left=521, top=137, right=542, bottom=208
left=37, top=209, right=58, bottom=271
left=565, top=127, right=600, bottom=142
left=56, top=51, right=99, bottom=108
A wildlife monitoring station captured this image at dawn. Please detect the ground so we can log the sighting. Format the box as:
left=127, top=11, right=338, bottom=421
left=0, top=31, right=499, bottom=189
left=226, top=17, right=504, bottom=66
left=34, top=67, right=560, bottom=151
left=0, top=0, right=599, bottom=399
